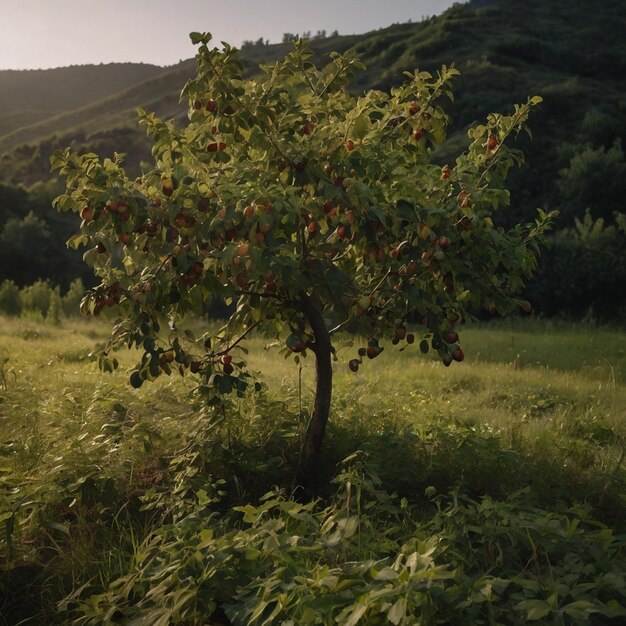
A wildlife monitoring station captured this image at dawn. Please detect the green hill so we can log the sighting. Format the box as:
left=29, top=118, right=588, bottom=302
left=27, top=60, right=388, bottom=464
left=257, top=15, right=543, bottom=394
left=1, top=0, right=624, bottom=213
left=0, top=62, right=170, bottom=138
left=0, top=0, right=625, bottom=318
left=1, top=0, right=625, bottom=200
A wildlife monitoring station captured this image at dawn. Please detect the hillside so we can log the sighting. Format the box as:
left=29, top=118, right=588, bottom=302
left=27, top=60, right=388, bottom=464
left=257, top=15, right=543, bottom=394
left=0, top=0, right=624, bottom=205
left=0, top=62, right=170, bottom=139
left=0, top=0, right=625, bottom=319
left=1, top=0, right=624, bottom=197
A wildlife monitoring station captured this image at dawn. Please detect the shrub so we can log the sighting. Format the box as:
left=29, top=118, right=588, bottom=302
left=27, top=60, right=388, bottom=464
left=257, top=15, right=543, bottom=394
left=0, top=279, right=21, bottom=316
left=62, top=278, right=85, bottom=317
left=19, top=279, right=54, bottom=317
left=557, top=140, right=626, bottom=224
left=528, top=212, right=626, bottom=322
left=47, top=285, right=62, bottom=324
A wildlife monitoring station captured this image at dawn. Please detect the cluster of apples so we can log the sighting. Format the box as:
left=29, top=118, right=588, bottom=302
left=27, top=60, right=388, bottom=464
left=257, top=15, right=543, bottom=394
left=191, top=97, right=236, bottom=153
left=207, top=201, right=280, bottom=291
left=348, top=337, right=384, bottom=372
left=420, top=314, right=465, bottom=367
left=407, top=99, right=429, bottom=142
left=81, top=198, right=133, bottom=251
left=391, top=324, right=415, bottom=346
left=130, top=344, right=237, bottom=389
left=91, top=281, right=123, bottom=316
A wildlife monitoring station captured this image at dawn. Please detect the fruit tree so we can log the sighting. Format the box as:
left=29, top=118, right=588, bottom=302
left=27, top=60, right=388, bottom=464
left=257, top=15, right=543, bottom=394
left=53, top=35, right=553, bottom=485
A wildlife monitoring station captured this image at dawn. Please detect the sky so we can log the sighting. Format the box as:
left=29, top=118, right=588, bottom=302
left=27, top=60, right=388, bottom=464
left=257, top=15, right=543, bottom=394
left=0, top=0, right=459, bottom=70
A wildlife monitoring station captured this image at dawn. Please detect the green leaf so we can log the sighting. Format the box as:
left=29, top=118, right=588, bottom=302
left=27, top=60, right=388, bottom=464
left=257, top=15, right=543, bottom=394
left=123, top=255, right=136, bottom=275
left=373, top=566, right=397, bottom=581
left=351, top=111, right=371, bottom=140
left=515, top=599, right=551, bottom=621
left=562, top=600, right=599, bottom=618
left=67, top=234, right=89, bottom=250
left=341, top=602, right=368, bottom=626
left=388, top=597, right=407, bottom=625
left=44, top=521, right=70, bottom=535
left=189, top=32, right=210, bottom=45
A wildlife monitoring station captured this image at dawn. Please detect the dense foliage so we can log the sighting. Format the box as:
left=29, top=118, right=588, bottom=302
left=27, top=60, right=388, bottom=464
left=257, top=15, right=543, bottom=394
left=0, top=180, right=93, bottom=289
left=528, top=213, right=626, bottom=322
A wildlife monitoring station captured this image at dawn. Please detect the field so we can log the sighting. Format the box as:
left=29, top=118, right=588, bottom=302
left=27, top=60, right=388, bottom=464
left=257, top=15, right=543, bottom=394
left=1, top=315, right=626, bottom=624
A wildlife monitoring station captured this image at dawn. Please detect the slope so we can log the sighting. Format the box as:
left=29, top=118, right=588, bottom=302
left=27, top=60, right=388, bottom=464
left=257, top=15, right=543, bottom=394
left=0, top=62, right=169, bottom=138
left=1, top=0, right=624, bottom=222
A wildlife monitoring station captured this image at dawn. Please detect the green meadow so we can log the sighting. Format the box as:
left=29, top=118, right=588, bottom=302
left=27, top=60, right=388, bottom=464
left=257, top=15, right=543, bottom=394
left=1, top=315, right=625, bottom=624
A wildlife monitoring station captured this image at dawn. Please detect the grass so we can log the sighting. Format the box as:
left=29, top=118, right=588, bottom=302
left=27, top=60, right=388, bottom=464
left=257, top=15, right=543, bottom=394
left=1, top=314, right=625, bottom=624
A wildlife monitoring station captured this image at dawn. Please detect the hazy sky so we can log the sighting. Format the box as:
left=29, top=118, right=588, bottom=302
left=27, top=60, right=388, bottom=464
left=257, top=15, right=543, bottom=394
left=0, top=0, right=459, bottom=70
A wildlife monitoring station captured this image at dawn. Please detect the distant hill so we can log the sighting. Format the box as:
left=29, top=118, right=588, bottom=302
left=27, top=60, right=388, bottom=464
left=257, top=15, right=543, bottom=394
left=1, top=0, right=625, bottom=223
left=0, top=63, right=170, bottom=139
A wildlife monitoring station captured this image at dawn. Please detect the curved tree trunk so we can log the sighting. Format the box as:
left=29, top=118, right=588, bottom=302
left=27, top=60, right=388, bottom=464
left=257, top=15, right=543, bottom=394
left=296, top=294, right=333, bottom=489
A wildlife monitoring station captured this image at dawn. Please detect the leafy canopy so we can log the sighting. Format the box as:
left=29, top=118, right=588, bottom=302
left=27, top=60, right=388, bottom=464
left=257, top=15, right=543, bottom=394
left=52, top=34, right=551, bottom=396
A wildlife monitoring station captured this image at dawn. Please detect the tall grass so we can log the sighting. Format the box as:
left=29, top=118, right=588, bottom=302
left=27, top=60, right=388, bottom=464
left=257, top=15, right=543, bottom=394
left=1, top=315, right=625, bottom=624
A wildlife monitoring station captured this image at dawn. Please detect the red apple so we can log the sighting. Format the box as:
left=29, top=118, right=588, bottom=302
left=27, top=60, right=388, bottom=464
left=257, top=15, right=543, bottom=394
left=452, top=347, right=464, bottom=362
left=444, top=329, right=459, bottom=344
left=80, top=206, right=94, bottom=221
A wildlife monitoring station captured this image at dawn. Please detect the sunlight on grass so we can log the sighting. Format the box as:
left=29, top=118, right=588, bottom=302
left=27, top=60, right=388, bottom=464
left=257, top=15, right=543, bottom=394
left=1, top=314, right=625, bottom=623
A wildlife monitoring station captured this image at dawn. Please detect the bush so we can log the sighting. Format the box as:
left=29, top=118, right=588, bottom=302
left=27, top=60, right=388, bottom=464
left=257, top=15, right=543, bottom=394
left=19, top=279, right=54, bottom=317
left=557, top=140, right=626, bottom=224
left=62, top=278, right=85, bottom=317
left=528, top=212, right=626, bottom=322
left=0, top=280, right=21, bottom=316
left=47, top=285, right=62, bottom=324
left=0, top=278, right=91, bottom=321
left=63, top=452, right=626, bottom=625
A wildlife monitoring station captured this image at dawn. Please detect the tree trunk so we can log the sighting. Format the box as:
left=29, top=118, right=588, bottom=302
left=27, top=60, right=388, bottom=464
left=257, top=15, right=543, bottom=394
left=296, top=294, right=333, bottom=488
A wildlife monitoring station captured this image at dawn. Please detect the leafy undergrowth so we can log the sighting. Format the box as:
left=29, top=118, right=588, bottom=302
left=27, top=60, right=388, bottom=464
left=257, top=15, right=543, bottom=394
left=1, top=316, right=625, bottom=624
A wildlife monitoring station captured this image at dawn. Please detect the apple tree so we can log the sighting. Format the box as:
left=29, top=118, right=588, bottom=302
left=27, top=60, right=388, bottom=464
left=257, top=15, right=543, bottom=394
left=52, top=34, right=553, bottom=485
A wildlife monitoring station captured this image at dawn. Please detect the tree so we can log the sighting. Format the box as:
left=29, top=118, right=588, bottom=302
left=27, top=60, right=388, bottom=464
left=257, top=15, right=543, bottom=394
left=557, top=139, right=626, bottom=224
left=0, top=211, right=52, bottom=285
left=53, top=35, right=552, bottom=486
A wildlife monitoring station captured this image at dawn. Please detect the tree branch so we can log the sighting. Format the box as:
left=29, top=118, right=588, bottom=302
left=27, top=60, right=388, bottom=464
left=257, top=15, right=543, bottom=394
left=215, top=320, right=260, bottom=357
